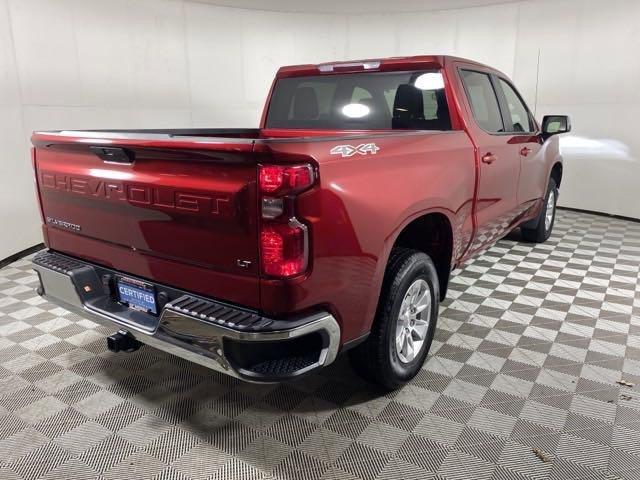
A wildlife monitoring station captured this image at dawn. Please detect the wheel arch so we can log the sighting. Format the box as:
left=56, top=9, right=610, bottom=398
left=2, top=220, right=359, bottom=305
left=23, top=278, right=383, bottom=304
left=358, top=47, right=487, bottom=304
left=387, top=211, right=454, bottom=302
left=550, top=161, right=563, bottom=188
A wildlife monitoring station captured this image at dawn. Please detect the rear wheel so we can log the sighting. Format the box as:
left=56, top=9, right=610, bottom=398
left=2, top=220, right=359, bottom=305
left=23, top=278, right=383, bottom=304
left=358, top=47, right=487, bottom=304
left=349, top=248, right=439, bottom=389
left=521, top=178, right=557, bottom=243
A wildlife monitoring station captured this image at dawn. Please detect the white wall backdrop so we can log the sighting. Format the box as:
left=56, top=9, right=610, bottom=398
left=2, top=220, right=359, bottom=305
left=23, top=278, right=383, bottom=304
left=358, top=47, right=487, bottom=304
left=1, top=0, right=639, bottom=258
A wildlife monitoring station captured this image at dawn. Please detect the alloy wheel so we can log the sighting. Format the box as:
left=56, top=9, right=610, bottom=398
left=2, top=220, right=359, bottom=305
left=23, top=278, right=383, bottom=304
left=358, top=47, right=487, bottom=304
left=395, top=279, right=432, bottom=363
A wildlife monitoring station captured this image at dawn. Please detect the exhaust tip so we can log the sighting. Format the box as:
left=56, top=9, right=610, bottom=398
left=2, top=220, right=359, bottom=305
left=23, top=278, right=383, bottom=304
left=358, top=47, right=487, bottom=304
left=107, top=330, right=141, bottom=353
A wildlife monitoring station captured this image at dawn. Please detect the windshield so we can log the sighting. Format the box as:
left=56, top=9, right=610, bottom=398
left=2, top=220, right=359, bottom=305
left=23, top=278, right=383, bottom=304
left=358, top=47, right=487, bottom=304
left=265, top=71, right=451, bottom=131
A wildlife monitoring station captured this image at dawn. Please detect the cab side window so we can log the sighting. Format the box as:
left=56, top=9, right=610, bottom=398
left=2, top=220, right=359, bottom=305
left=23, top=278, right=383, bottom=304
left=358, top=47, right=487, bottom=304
left=498, top=79, right=534, bottom=133
left=460, top=70, right=504, bottom=133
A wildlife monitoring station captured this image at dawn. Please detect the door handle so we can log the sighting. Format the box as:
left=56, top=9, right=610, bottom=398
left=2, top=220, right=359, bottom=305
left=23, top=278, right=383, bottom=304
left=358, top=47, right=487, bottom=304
left=520, top=147, right=533, bottom=157
left=481, top=153, right=497, bottom=165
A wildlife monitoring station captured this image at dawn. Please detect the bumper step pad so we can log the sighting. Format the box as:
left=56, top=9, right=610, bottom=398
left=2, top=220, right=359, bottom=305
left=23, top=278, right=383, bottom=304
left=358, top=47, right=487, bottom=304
left=166, top=295, right=273, bottom=331
left=33, top=250, right=86, bottom=274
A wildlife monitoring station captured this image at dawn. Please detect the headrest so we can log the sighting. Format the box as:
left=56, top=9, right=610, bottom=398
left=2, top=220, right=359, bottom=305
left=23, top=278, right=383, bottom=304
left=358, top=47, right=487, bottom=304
left=393, top=84, right=424, bottom=119
left=292, top=87, right=319, bottom=120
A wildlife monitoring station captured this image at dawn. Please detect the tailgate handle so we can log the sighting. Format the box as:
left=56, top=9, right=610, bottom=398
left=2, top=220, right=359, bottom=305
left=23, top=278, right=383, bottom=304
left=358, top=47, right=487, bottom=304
left=90, top=146, right=135, bottom=164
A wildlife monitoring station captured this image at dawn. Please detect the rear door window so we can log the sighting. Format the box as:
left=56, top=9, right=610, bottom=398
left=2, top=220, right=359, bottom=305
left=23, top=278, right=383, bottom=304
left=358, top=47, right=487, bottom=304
left=459, top=70, right=505, bottom=133
left=266, top=71, right=452, bottom=131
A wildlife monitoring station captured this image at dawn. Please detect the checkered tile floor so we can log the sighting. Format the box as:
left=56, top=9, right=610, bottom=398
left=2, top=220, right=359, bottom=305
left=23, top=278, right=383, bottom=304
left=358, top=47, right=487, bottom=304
left=1, top=209, right=639, bottom=480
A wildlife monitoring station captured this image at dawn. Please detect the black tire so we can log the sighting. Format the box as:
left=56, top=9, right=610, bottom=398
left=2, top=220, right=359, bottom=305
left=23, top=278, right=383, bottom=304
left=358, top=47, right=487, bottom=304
left=521, top=178, right=558, bottom=243
left=349, top=248, right=439, bottom=389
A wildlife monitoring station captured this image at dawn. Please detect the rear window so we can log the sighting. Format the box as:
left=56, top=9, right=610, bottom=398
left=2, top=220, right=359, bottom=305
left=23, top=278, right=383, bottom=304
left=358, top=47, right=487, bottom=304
left=265, top=71, right=452, bottom=131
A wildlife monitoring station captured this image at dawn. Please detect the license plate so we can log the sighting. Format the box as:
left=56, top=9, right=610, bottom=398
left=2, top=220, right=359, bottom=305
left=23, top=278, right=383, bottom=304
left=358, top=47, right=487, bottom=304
left=117, top=277, right=157, bottom=315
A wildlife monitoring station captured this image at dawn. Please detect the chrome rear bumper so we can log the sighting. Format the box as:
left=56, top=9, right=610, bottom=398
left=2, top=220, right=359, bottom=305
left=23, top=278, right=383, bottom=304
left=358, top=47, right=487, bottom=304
left=33, top=251, right=340, bottom=382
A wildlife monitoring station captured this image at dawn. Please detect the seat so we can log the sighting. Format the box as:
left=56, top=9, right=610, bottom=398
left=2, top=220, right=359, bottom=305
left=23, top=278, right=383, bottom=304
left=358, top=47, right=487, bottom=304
left=392, top=84, right=424, bottom=129
left=434, top=89, right=451, bottom=130
left=292, top=87, right=319, bottom=121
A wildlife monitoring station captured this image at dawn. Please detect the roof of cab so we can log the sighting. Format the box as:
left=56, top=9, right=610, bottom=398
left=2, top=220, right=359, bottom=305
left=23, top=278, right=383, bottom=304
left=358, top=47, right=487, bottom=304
left=276, top=55, right=498, bottom=78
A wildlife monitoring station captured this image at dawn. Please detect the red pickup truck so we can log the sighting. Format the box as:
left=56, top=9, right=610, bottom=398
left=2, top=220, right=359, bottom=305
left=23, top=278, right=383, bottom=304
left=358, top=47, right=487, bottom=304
left=31, top=55, right=570, bottom=388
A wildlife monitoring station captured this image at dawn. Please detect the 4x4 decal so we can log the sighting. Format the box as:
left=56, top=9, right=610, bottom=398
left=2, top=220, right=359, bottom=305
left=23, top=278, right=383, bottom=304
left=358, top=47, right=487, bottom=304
left=330, top=143, right=380, bottom=158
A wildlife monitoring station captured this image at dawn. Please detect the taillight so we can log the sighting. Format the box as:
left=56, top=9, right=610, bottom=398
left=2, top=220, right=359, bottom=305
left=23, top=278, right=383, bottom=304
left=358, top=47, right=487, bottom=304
left=261, top=221, right=308, bottom=277
left=259, top=164, right=314, bottom=195
left=258, top=163, right=315, bottom=278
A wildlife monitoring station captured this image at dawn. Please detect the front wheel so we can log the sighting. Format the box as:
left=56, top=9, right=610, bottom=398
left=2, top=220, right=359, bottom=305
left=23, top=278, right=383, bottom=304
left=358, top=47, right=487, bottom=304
left=349, top=248, right=439, bottom=389
left=521, top=178, right=557, bottom=243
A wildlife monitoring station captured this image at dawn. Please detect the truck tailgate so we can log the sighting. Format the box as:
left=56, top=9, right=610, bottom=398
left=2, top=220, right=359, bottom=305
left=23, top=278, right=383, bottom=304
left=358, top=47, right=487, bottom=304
left=32, top=132, right=261, bottom=308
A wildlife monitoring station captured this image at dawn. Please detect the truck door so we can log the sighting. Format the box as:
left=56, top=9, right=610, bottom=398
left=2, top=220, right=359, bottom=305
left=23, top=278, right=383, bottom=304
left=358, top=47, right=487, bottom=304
left=493, top=77, right=545, bottom=209
left=458, top=68, right=522, bottom=253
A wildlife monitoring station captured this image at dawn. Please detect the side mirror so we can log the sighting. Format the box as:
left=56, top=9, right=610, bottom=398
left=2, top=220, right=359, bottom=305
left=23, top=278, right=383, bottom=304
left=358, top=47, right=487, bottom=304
left=541, top=115, right=571, bottom=139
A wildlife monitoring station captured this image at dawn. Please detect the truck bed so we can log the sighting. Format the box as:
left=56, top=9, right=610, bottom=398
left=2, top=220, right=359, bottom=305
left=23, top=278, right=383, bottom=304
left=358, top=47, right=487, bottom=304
left=32, top=127, right=467, bottom=323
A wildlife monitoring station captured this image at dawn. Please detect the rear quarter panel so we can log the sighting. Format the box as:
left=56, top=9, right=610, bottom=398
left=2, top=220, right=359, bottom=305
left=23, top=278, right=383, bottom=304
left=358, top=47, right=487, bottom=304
left=260, top=131, right=475, bottom=343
